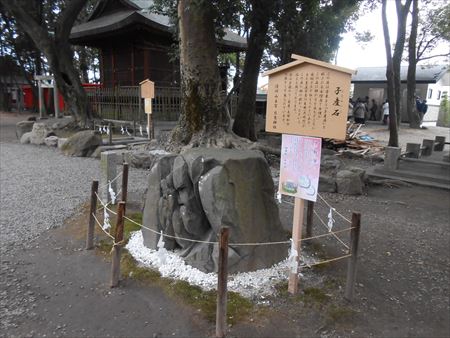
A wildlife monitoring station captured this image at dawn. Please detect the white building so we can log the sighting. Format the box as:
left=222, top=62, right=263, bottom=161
left=352, top=65, right=449, bottom=125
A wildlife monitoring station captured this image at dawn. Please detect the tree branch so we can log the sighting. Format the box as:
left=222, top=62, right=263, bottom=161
left=56, top=0, right=89, bottom=40
left=418, top=53, right=450, bottom=62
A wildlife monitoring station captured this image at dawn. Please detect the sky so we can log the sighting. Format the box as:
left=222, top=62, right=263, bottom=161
left=258, top=2, right=448, bottom=86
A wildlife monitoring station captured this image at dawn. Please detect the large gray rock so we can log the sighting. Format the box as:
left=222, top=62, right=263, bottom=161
left=44, top=136, right=59, bottom=147
left=29, top=123, right=53, bottom=145
left=127, top=149, right=170, bottom=169
left=319, top=174, right=337, bottom=193
left=57, top=138, right=68, bottom=149
left=20, top=132, right=32, bottom=144
left=16, top=121, right=34, bottom=139
left=61, top=130, right=103, bottom=157
left=336, top=169, right=364, bottom=195
left=142, top=148, right=288, bottom=273
left=320, top=155, right=343, bottom=172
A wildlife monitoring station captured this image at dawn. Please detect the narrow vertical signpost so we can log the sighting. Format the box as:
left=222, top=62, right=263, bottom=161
left=264, top=54, right=355, bottom=294
left=140, top=79, right=155, bottom=140
left=86, top=180, right=99, bottom=250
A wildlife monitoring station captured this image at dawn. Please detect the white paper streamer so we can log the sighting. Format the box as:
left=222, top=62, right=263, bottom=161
left=327, top=208, right=335, bottom=232
left=120, top=126, right=125, bottom=134
left=103, top=208, right=111, bottom=230
left=288, top=239, right=298, bottom=274
left=157, top=231, right=168, bottom=264
left=108, top=181, right=116, bottom=205
left=106, top=126, right=110, bottom=135
left=98, top=126, right=102, bottom=133
left=125, top=126, right=131, bottom=136
left=276, top=191, right=282, bottom=204
left=139, top=125, right=143, bottom=136
left=146, top=125, right=149, bottom=136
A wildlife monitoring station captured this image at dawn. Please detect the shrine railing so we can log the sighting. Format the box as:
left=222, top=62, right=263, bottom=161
left=85, top=85, right=238, bottom=123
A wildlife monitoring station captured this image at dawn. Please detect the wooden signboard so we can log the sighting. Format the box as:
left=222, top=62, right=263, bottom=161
left=264, top=54, right=355, bottom=140
left=139, top=79, right=155, bottom=99
left=264, top=55, right=355, bottom=295
left=139, top=79, right=155, bottom=139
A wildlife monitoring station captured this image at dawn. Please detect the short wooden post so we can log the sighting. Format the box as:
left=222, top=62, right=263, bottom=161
left=111, top=201, right=125, bottom=288
left=86, top=180, right=99, bottom=250
left=306, top=200, right=314, bottom=238
left=108, top=122, right=113, bottom=145
left=344, top=212, right=361, bottom=301
left=288, top=198, right=305, bottom=294
left=121, top=163, right=129, bottom=206
left=216, top=227, right=229, bottom=338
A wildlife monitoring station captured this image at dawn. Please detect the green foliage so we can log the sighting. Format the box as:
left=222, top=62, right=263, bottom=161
left=264, top=0, right=361, bottom=67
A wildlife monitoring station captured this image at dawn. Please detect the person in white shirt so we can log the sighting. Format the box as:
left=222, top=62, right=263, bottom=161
left=382, top=99, right=389, bottom=125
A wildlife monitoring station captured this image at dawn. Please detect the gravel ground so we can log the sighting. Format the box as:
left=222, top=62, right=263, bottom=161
left=0, top=113, right=150, bottom=333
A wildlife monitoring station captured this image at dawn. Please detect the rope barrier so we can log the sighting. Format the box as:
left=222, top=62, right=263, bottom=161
left=91, top=212, right=115, bottom=240
left=317, top=194, right=352, bottom=224
left=98, top=171, right=123, bottom=190
left=301, top=254, right=351, bottom=268
left=314, top=210, right=350, bottom=250
left=95, top=189, right=123, bottom=212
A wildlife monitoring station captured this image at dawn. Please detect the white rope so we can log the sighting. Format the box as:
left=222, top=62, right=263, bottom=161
left=92, top=212, right=115, bottom=240
left=314, top=210, right=349, bottom=250
left=317, top=194, right=352, bottom=224
left=98, top=171, right=123, bottom=189
left=300, top=254, right=351, bottom=268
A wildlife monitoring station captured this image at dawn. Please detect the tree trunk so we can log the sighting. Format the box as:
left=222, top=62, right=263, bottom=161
left=1, top=0, right=92, bottom=125
left=392, top=0, right=412, bottom=126
left=382, top=0, right=398, bottom=147
left=78, top=46, right=90, bottom=83
left=172, top=0, right=230, bottom=146
left=232, top=0, right=274, bottom=141
left=407, top=0, right=421, bottom=128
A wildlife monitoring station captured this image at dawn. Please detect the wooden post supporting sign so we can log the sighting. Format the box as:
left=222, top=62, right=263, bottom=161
left=140, top=79, right=155, bottom=140
left=216, top=227, right=229, bottom=338
left=306, top=200, right=314, bottom=238
left=288, top=198, right=305, bottom=294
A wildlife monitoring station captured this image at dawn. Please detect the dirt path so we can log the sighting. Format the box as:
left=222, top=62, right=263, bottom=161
left=1, top=112, right=449, bottom=337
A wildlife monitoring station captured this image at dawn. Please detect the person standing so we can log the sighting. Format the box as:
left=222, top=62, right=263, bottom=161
left=369, top=99, right=378, bottom=121
left=347, top=98, right=354, bottom=121
left=353, top=98, right=367, bottom=124
left=382, top=99, right=389, bottom=125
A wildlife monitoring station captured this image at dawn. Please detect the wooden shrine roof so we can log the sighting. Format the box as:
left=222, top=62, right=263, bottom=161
left=70, top=0, right=247, bottom=52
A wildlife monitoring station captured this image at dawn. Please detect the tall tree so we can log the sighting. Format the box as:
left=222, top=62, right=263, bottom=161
left=406, top=1, right=450, bottom=128
left=266, top=0, right=360, bottom=67
left=232, top=0, right=275, bottom=141
left=382, top=0, right=411, bottom=146
left=0, top=0, right=93, bottom=125
left=171, top=0, right=231, bottom=147
left=406, top=0, right=420, bottom=128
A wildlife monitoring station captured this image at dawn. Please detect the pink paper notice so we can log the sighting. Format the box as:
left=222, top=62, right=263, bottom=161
left=279, top=134, right=322, bottom=202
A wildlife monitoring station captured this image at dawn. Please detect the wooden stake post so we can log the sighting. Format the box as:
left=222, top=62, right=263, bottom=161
left=111, top=201, right=126, bottom=288
left=344, top=212, right=361, bottom=301
left=288, top=198, right=305, bottom=294
left=121, top=163, right=129, bottom=206
left=86, top=180, right=99, bottom=250
left=216, top=227, right=229, bottom=338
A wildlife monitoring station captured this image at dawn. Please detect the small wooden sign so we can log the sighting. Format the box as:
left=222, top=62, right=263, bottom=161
left=139, top=79, right=155, bottom=99
left=264, top=55, right=355, bottom=140
left=144, top=98, right=152, bottom=114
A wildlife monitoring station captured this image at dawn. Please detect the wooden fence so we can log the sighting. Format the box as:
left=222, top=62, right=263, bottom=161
left=86, top=85, right=238, bottom=123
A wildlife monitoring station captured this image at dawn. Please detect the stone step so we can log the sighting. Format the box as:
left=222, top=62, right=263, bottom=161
left=368, top=166, right=450, bottom=190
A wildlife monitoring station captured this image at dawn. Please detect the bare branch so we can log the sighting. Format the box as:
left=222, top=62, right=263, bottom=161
left=56, top=0, right=89, bottom=40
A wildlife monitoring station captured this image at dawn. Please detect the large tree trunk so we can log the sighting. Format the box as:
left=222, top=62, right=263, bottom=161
left=407, top=0, right=421, bottom=128
left=171, top=0, right=230, bottom=147
left=382, top=0, right=399, bottom=147
left=232, top=0, right=274, bottom=141
left=1, top=0, right=92, bottom=125
left=392, top=0, right=412, bottom=126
